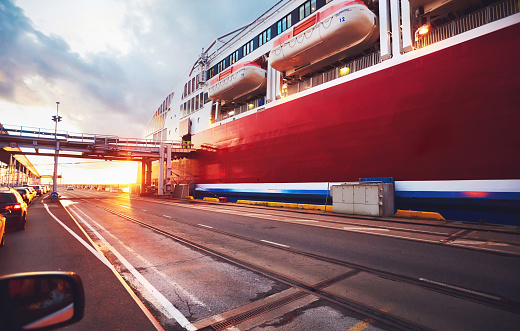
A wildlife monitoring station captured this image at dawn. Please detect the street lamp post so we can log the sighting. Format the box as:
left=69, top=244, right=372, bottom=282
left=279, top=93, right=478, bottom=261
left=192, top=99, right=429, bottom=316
left=52, top=102, right=62, bottom=195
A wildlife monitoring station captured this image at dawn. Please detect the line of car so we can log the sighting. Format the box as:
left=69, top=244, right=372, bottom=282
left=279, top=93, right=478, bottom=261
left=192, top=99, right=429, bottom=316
left=0, top=185, right=51, bottom=249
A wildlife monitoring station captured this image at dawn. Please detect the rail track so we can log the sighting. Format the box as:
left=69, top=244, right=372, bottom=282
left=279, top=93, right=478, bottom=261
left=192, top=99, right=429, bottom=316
left=64, top=194, right=520, bottom=330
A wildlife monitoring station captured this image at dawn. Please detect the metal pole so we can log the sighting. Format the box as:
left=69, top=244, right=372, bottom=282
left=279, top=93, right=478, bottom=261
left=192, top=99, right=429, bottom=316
left=52, top=102, right=61, bottom=194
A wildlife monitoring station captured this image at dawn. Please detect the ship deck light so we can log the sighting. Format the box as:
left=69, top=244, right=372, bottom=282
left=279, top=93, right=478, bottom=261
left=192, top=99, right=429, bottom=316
left=340, top=67, right=350, bottom=76
left=415, top=25, right=430, bottom=41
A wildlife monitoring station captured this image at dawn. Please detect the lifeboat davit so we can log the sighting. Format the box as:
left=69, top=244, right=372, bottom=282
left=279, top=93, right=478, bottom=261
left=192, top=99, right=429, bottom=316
left=269, top=0, right=379, bottom=76
left=208, top=62, right=267, bottom=103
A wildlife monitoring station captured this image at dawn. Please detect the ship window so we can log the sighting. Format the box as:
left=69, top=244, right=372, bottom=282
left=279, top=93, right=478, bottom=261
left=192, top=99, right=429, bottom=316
left=183, top=83, right=187, bottom=98
left=195, top=94, right=199, bottom=110
left=200, top=92, right=205, bottom=106
left=258, top=28, right=271, bottom=46
left=209, top=67, right=216, bottom=78
left=277, top=13, right=292, bottom=34
left=229, top=50, right=239, bottom=64
left=192, top=77, right=196, bottom=92
left=204, top=92, right=209, bottom=104
left=299, top=0, right=316, bottom=20
left=217, top=59, right=226, bottom=73
left=242, top=39, right=254, bottom=56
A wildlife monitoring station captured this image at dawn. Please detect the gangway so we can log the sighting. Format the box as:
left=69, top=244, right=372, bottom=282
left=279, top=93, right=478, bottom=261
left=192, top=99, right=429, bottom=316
left=0, top=124, right=199, bottom=195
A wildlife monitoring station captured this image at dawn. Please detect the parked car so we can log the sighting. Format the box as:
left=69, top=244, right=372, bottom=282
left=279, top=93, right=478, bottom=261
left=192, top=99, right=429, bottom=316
left=14, top=187, right=32, bottom=205
left=67, top=186, right=74, bottom=190
left=30, top=185, right=43, bottom=196
left=0, top=188, right=28, bottom=230
left=20, top=186, right=37, bottom=201
left=0, top=214, right=5, bottom=248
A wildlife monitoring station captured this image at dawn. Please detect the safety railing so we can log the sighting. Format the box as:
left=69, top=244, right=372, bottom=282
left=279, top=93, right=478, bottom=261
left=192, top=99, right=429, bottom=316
left=0, top=124, right=186, bottom=151
left=217, top=97, right=266, bottom=122
left=285, top=51, right=381, bottom=97
left=415, top=0, right=519, bottom=49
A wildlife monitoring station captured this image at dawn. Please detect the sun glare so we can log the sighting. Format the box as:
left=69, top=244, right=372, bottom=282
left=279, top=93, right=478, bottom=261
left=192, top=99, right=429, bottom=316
left=57, top=160, right=138, bottom=185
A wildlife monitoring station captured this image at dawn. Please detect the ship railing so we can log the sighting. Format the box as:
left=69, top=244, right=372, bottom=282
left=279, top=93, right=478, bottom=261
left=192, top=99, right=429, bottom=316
left=286, top=51, right=381, bottom=97
left=415, top=0, right=519, bottom=49
left=217, top=97, right=266, bottom=122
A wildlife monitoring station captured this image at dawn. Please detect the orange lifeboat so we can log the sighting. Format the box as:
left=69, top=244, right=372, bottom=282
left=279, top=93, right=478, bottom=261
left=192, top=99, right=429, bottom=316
left=269, top=1, right=379, bottom=76
left=208, top=62, right=267, bottom=102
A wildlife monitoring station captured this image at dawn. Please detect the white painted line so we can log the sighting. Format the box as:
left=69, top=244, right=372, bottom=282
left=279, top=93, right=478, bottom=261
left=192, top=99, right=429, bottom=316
left=261, top=240, right=290, bottom=248
left=344, top=227, right=390, bottom=231
left=69, top=206, right=197, bottom=330
left=60, top=203, right=164, bottom=331
left=290, top=219, right=319, bottom=223
left=43, top=203, right=113, bottom=269
left=419, top=278, right=501, bottom=301
left=198, top=224, right=213, bottom=229
left=450, top=240, right=484, bottom=245
left=71, top=206, right=207, bottom=309
left=119, top=205, right=131, bottom=209
left=163, top=215, right=172, bottom=218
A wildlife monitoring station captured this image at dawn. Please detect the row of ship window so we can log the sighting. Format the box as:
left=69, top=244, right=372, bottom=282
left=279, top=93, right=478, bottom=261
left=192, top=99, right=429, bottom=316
left=182, top=0, right=328, bottom=101
left=208, top=0, right=327, bottom=78
left=180, top=92, right=209, bottom=118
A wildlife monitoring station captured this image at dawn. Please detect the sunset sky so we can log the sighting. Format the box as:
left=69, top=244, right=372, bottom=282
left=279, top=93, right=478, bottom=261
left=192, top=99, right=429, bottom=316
left=1, top=0, right=279, bottom=184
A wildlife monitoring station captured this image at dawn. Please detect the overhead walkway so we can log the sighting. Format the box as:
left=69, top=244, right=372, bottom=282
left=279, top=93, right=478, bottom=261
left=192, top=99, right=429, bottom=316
left=0, top=124, right=194, bottom=161
left=0, top=124, right=200, bottom=194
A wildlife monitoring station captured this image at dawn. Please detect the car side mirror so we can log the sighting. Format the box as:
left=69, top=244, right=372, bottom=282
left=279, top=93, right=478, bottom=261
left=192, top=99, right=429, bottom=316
left=0, top=272, right=85, bottom=330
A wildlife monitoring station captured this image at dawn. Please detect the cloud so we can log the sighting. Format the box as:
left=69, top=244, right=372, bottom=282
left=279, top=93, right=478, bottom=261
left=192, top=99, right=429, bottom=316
left=0, top=0, right=279, bottom=137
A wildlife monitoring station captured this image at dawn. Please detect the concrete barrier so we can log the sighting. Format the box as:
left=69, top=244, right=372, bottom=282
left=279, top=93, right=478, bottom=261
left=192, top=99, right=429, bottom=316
left=394, top=209, right=445, bottom=221
left=237, top=200, right=332, bottom=211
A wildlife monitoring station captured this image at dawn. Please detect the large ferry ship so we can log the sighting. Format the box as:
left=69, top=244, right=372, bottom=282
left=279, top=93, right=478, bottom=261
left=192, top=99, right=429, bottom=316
left=143, top=0, right=520, bottom=224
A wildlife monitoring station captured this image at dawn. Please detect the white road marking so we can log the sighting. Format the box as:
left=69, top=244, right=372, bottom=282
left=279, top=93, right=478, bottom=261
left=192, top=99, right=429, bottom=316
left=58, top=202, right=164, bottom=331
left=198, top=224, right=213, bottom=229
left=290, top=219, right=319, bottom=223
left=163, top=215, right=172, bottom=218
left=261, top=240, right=290, bottom=248
left=68, top=205, right=197, bottom=330
left=43, top=203, right=112, bottom=269
left=450, top=240, right=484, bottom=245
left=119, top=205, right=131, bottom=209
left=419, top=278, right=501, bottom=301
left=344, top=227, right=390, bottom=231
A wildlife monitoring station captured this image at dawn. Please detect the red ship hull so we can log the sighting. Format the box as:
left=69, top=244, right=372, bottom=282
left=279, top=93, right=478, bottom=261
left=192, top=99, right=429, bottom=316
left=181, top=23, right=520, bottom=186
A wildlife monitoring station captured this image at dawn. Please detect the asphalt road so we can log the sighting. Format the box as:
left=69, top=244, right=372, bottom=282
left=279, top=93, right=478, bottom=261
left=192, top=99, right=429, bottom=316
left=0, top=194, right=159, bottom=330
left=2, top=189, right=520, bottom=331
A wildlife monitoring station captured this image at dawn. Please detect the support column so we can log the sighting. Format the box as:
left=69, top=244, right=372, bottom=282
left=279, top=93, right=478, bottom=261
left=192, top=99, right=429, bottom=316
left=401, top=0, right=413, bottom=53
left=390, top=0, right=402, bottom=56
left=379, top=0, right=392, bottom=60
left=215, top=102, right=220, bottom=122
left=166, top=144, right=172, bottom=191
left=159, top=144, right=165, bottom=195
left=146, top=160, right=152, bottom=194
left=141, top=159, right=147, bottom=195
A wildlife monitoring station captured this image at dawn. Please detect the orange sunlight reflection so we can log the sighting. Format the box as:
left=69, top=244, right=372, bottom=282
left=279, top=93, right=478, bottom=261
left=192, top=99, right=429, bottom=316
left=56, top=160, right=138, bottom=185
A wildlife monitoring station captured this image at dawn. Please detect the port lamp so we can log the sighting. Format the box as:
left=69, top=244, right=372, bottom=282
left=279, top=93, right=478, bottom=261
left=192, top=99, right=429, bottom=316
left=248, top=103, right=254, bottom=110
left=282, top=84, right=288, bottom=90
left=340, top=67, right=350, bottom=77
left=228, top=111, right=235, bottom=116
